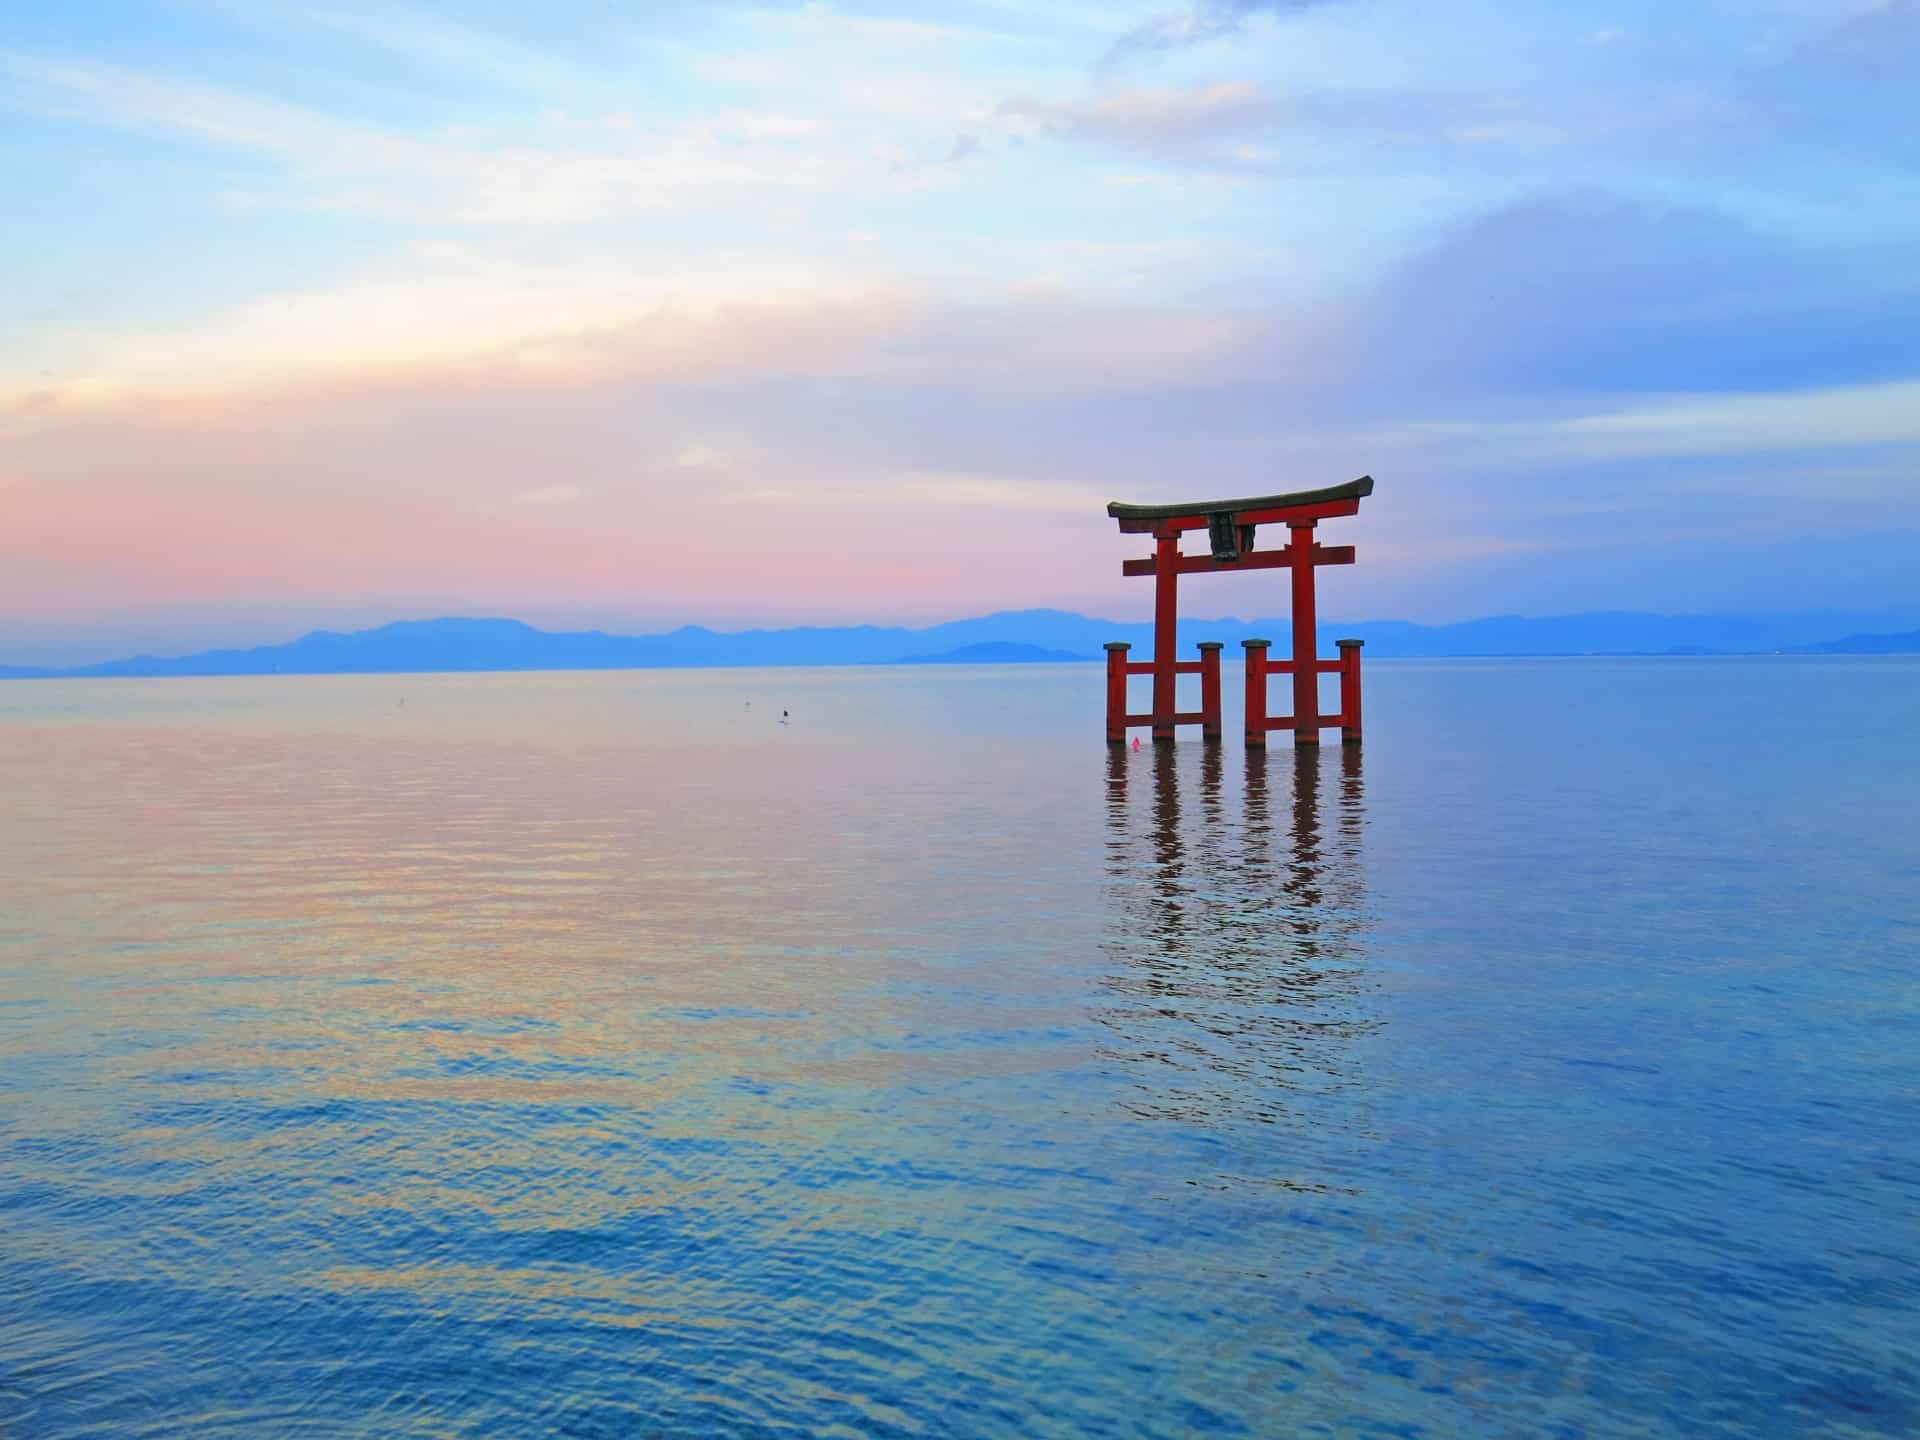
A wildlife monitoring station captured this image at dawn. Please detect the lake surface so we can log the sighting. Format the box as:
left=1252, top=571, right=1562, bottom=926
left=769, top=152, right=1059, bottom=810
left=1, top=658, right=1916, bottom=1438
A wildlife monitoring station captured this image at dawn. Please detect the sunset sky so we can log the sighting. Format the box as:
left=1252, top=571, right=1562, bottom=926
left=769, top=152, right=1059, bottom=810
left=4, top=1, right=1918, bottom=661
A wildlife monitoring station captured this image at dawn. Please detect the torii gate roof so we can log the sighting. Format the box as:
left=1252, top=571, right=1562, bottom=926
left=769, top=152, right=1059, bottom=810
left=1107, top=475, right=1372, bottom=524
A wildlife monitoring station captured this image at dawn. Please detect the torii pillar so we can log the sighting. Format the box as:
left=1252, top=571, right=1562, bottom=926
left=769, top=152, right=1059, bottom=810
left=1104, top=476, right=1374, bottom=747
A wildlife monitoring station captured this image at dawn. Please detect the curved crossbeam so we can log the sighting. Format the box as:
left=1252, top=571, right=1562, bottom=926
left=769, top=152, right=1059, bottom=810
left=1105, top=475, right=1373, bottom=524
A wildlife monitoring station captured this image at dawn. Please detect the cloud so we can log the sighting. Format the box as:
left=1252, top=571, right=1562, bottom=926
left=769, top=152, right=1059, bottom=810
left=999, top=81, right=1276, bottom=153
left=0, top=52, right=863, bottom=225
left=511, top=484, right=581, bottom=506
left=1104, top=0, right=1344, bottom=65
left=261, top=3, right=591, bottom=95
left=0, top=248, right=1286, bottom=410
left=1, top=52, right=383, bottom=155
left=1350, top=378, right=1920, bottom=473
left=1544, top=379, right=1920, bottom=458
left=9, top=186, right=1914, bottom=431
left=1299, top=195, right=1920, bottom=400
left=672, top=444, right=738, bottom=471
left=744, top=471, right=1105, bottom=513
left=997, top=80, right=1573, bottom=168
left=1742, top=0, right=1920, bottom=158
left=0, top=250, right=897, bottom=400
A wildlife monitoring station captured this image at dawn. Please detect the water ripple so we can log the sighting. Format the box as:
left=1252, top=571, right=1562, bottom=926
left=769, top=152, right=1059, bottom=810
left=1, top=664, right=1917, bottom=1436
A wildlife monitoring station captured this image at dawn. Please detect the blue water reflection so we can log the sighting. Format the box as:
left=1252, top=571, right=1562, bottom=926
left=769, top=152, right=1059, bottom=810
left=1098, top=745, right=1376, bottom=1133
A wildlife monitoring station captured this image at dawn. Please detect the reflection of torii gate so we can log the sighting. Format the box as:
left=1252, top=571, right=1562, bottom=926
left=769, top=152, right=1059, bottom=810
left=1103, top=476, right=1374, bottom=748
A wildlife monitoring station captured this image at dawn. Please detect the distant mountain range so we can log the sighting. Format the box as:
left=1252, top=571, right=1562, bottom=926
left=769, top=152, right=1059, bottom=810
left=3, top=608, right=1919, bottom=680
left=1793, top=629, right=1920, bottom=655
left=891, top=641, right=1085, bottom=665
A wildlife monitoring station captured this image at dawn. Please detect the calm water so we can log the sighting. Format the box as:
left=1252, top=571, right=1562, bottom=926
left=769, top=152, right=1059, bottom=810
left=1, top=659, right=1916, bottom=1438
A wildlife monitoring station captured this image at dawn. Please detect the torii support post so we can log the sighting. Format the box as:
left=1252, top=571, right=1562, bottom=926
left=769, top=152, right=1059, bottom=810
left=1103, top=476, right=1373, bottom=748
left=1197, top=642, right=1223, bottom=742
left=1289, top=521, right=1319, bottom=745
left=1337, top=638, right=1363, bottom=745
left=1152, top=532, right=1179, bottom=743
left=1104, top=642, right=1130, bottom=745
left=1242, top=639, right=1270, bottom=747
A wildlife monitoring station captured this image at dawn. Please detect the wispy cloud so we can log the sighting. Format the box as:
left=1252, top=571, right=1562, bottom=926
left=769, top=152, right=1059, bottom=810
left=672, top=444, right=738, bottom=471
left=997, top=78, right=1576, bottom=168
left=744, top=471, right=1107, bottom=514
left=2, top=52, right=385, bottom=155
left=999, top=81, right=1276, bottom=152
left=0, top=252, right=1284, bottom=406
left=261, top=3, right=592, bottom=94
left=1740, top=0, right=1920, bottom=155
left=1104, top=0, right=1344, bottom=66
left=1538, top=378, right=1920, bottom=459
left=0, top=51, right=866, bottom=224
left=511, top=484, right=582, bottom=506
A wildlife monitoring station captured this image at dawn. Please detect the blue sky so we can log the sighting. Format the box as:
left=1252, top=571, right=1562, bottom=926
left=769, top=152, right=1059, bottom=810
left=3, top=1, right=1918, bottom=660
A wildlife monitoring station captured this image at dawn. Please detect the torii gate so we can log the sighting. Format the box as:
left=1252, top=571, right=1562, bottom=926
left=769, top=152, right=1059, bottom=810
left=1104, top=476, right=1374, bottom=748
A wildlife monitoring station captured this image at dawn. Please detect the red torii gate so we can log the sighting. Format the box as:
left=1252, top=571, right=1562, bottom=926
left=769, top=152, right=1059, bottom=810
left=1104, top=476, right=1373, bottom=747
